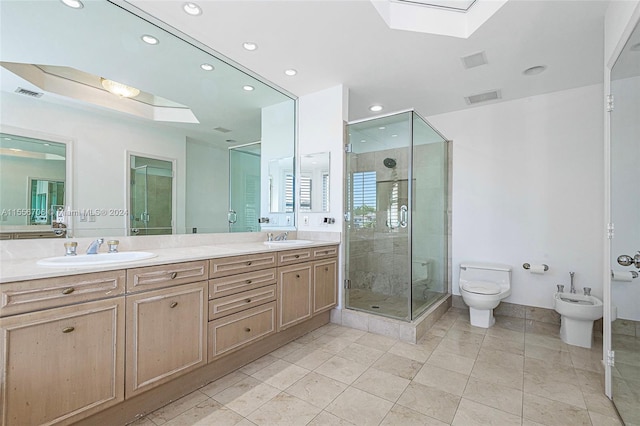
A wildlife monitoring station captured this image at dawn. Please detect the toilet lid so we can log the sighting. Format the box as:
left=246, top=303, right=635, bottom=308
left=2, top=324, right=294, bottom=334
left=462, top=281, right=501, bottom=295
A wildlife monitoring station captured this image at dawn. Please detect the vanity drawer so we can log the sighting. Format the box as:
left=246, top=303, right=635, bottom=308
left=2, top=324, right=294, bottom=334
left=277, top=248, right=313, bottom=266
left=312, top=245, right=338, bottom=260
left=209, top=268, right=277, bottom=299
left=208, top=301, right=276, bottom=361
left=126, top=260, right=207, bottom=293
left=208, top=284, right=276, bottom=320
left=0, top=270, right=125, bottom=317
left=209, top=253, right=277, bottom=278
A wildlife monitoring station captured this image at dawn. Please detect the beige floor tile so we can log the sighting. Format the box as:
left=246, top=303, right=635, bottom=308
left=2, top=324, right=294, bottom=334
left=524, top=372, right=586, bottom=409
left=462, top=376, right=523, bottom=416
left=311, top=335, right=355, bottom=354
left=525, top=320, right=561, bottom=337
left=387, top=340, right=433, bottom=363
left=583, top=391, right=621, bottom=419
left=574, top=367, right=605, bottom=394
left=380, top=404, right=449, bottom=426
left=522, top=419, right=546, bottom=426
left=326, top=387, right=394, bottom=426
left=233, top=419, right=257, bottom=426
left=211, top=376, right=280, bottom=417
left=239, top=354, right=279, bottom=375
left=523, top=393, right=591, bottom=426
left=524, top=357, right=578, bottom=384
left=371, top=352, right=423, bottom=380
left=470, top=359, right=524, bottom=390
left=269, top=341, right=305, bottom=359
left=285, top=371, right=347, bottom=409
left=163, top=399, right=244, bottom=426
left=315, top=355, right=369, bottom=385
left=337, top=342, right=385, bottom=367
left=524, top=333, right=568, bottom=352
left=325, top=326, right=367, bottom=342
left=127, top=417, right=156, bottom=426
left=486, top=325, right=525, bottom=343
left=525, top=342, right=573, bottom=366
left=246, top=392, right=321, bottom=426
left=436, top=334, right=483, bottom=358
left=396, top=382, right=461, bottom=424
left=352, top=367, right=411, bottom=402
left=147, top=390, right=210, bottom=424
left=571, top=354, right=605, bottom=373
left=416, top=333, right=443, bottom=351
left=444, top=328, right=486, bottom=345
left=250, top=359, right=310, bottom=390
left=452, top=398, right=521, bottom=426
left=307, top=410, right=355, bottom=425
left=494, top=315, right=526, bottom=332
left=355, top=332, right=398, bottom=351
left=451, top=317, right=488, bottom=335
left=283, top=345, right=335, bottom=370
left=413, top=364, right=469, bottom=396
left=481, top=334, right=525, bottom=356
left=476, top=347, right=524, bottom=370
left=199, top=371, right=249, bottom=398
left=427, top=348, right=476, bottom=376
left=588, top=411, right=624, bottom=426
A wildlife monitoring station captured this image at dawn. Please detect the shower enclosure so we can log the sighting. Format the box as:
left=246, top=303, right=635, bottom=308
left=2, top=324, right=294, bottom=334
left=345, top=111, right=449, bottom=321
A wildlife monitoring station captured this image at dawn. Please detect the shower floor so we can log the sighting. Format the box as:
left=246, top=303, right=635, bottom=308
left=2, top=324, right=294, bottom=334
left=347, top=288, right=446, bottom=321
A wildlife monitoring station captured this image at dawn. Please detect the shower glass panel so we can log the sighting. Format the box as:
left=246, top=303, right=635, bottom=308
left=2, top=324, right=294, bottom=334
left=129, top=155, right=173, bottom=236
left=345, top=111, right=448, bottom=321
left=229, top=144, right=261, bottom=232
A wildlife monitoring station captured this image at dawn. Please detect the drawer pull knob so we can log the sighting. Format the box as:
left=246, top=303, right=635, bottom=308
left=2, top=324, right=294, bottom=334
left=244, top=327, right=251, bottom=332
left=62, top=326, right=75, bottom=333
left=296, top=274, right=300, bottom=278
left=325, top=267, right=329, bottom=272
left=170, top=302, right=178, bottom=308
left=61, top=287, right=75, bottom=295
left=245, top=298, right=252, bottom=303
left=294, top=255, right=300, bottom=259
left=170, top=272, right=178, bottom=279
left=246, top=261, right=252, bottom=266
left=246, top=279, right=252, bottom=284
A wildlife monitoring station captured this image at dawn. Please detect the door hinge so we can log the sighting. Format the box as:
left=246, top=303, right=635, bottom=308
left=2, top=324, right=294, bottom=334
left=607, top=223, right=615, bottom=239
left=606, top=94, right=614, bottom=112
left=344, top=279, right=351, bottom=289
left=607, top=350, right=615, bottom=367
left=344, top=144, right=352, bottom=153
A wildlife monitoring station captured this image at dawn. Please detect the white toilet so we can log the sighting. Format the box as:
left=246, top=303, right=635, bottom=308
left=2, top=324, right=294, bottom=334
left=459, top=262, right=512, bottom=328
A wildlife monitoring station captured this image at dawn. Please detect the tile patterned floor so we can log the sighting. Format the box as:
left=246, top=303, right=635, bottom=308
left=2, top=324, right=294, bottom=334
left=129, top=308, right=623, bottom=426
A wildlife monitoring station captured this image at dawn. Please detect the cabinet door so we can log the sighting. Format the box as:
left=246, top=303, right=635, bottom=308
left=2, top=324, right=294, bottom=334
left=0, top=298, right=125, bottom=426
left=313, top=258, right=338, bottom=314
left=126, top=281, right=207, bottom=397
left=277, top=263, right=312, bottom=330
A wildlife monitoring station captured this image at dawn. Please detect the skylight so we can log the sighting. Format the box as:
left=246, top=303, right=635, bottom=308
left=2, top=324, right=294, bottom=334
left=393, top=0, right=477, bottom=12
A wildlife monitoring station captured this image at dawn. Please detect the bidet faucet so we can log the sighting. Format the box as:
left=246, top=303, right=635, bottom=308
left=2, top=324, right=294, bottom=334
left=274, top=232, right=288, bottom=241
left=86, top=238, right=104, bottom=255
left=569, top=271, right=576, bottom=294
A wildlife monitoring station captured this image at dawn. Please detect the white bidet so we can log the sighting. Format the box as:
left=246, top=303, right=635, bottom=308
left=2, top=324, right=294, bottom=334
left=554, top=292, right=603, bottom=348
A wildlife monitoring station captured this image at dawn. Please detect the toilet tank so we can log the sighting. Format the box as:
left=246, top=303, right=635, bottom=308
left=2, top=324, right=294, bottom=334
left=459, top=262, right=511, bottom=291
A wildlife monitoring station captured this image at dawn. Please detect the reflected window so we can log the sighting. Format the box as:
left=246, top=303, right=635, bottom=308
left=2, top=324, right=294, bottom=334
left=352, top=171, right=376, bottom=228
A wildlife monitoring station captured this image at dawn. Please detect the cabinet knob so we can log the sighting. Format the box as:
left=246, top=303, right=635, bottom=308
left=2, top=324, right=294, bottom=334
left=244, top=327, right=251, bottom=332
left=246, top=261, right=252, bottom=266
left=325, top=267, right=329, bottom=272
left=62, top=326, right=75, bottom=333
left=61, top=287, right=75, bottom=295
left=245, top=298, right=252, bottom=303
left=246, top=279, right=252, bottom=284
left=170, top=302, right=178, bottom=308
left=296, top=274, right=300, bottom=278
left=170, top=272, right=178, bottom=279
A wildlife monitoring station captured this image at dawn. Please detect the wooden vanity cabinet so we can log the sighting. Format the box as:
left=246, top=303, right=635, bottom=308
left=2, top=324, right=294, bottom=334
left=313, top=257, right=338, bottom=314
left=0, top=297, right=125, bottom=426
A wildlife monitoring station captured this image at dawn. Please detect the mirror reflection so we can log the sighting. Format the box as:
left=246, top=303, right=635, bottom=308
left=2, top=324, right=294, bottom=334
left=0, top=0, right=296, bottom=238
left=300, top=153, right=330, bottom=213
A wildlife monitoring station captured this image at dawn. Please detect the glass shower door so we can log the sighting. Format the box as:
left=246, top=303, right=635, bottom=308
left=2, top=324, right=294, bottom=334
left=229, top=144, right=261, bottom=232
left=129, top=155, right=174, bottom=236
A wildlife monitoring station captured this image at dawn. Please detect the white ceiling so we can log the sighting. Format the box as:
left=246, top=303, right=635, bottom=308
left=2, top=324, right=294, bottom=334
left=129, top=0, right=610, bottom=121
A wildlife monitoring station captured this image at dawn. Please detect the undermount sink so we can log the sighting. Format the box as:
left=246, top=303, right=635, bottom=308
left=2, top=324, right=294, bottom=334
left=263, top=240, right=312, bottom=246
left=37, top=251, right=157, bottom=267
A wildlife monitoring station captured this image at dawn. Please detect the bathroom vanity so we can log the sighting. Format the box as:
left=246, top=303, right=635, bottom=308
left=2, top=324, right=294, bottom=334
left=0, top=240, right=338, bottom=426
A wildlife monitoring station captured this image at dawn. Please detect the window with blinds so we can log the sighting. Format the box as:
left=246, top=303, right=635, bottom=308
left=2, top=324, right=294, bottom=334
left=322, top=172, right=329, bottom=212
left=352, top=171, right=376, bottom=228
left=285, top=173, right=294, bottom=213
left=299, top=175, right=312, bottom=211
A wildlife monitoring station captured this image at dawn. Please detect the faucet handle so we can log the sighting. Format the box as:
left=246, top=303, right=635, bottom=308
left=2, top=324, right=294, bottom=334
left=583, top=287, right=592, bottom=296
left=64, top=241, right=78, bottom=256
left=556, top=284, right=564, bottom=293
left=107, top=240, right=119, bottom=253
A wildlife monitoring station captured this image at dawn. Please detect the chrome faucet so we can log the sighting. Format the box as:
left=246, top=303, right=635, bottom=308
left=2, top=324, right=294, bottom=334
left=569, top=271, right=576, bottom=294
left=273, top=232, right=288, bottom=241
left=86, top=238, right=104, bottom=255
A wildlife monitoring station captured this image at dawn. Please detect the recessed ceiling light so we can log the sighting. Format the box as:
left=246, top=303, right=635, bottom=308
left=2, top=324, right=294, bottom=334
left=44, top=143, right=50, bottom=146
left=200, top=63, right=214, bottom=71
left=369, top=105, right=383, bottom=112
left=100, top=78, right=140, bottom=98
left=225, top=139, right=237, bottom=143
left=183, top=2, right=202, bottom=16
left=523, top=65, right=547, bottom=76
left=360, top=139, right=366, bottom=143
left=631, top=42, right=640, bottom=51
left=392, top=134, right=398, bottom=137
left=378, top=126, right=386, bottom=130
left=9, top=148, right=22, bottom=152
left=60, top=0, right=83, bottom=9
left=141, top=35, right=159, bottom=45
left=243, top=42, right=258, bottom=51
left=284, top=69, right=297, bottom=76
left=243, top=85, right=255, bottom=91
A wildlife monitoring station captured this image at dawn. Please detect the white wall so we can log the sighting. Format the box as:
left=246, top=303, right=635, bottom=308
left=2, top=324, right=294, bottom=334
left=428, top=84, right=605, bottom=309
left=1, top=92, right=187, bottom=236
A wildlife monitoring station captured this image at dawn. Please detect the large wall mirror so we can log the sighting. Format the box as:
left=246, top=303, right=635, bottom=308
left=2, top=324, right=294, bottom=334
left=0, top=0, right=296, bottom=238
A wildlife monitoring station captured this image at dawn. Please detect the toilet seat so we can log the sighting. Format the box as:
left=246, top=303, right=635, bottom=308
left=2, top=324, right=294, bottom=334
left=462, top=281, right=501, bottom=295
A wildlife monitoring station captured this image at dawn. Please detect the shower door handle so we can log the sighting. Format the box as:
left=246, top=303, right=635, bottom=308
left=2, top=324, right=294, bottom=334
left=228, top=210, right=237, bottom=225
left=399, top=205, right=408, bottom=228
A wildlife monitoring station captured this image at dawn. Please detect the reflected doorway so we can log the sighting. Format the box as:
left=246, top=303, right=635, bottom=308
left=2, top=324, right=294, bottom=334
left=229, top=143, right=261, bottom=232
left=129, top=154, right=174, bottom=236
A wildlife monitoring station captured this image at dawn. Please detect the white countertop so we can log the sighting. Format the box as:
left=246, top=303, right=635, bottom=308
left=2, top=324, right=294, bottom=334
left=0, top=240, right=338, bottom=284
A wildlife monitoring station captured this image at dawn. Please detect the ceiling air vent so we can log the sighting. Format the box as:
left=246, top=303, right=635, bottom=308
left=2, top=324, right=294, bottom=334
left=465, top=89, right=501, bottom=105
left=213, top=126, right=231, bottom=133
left=461, top=51, right=488, bottom=69
left=15, top=87, right=44, bottom=98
